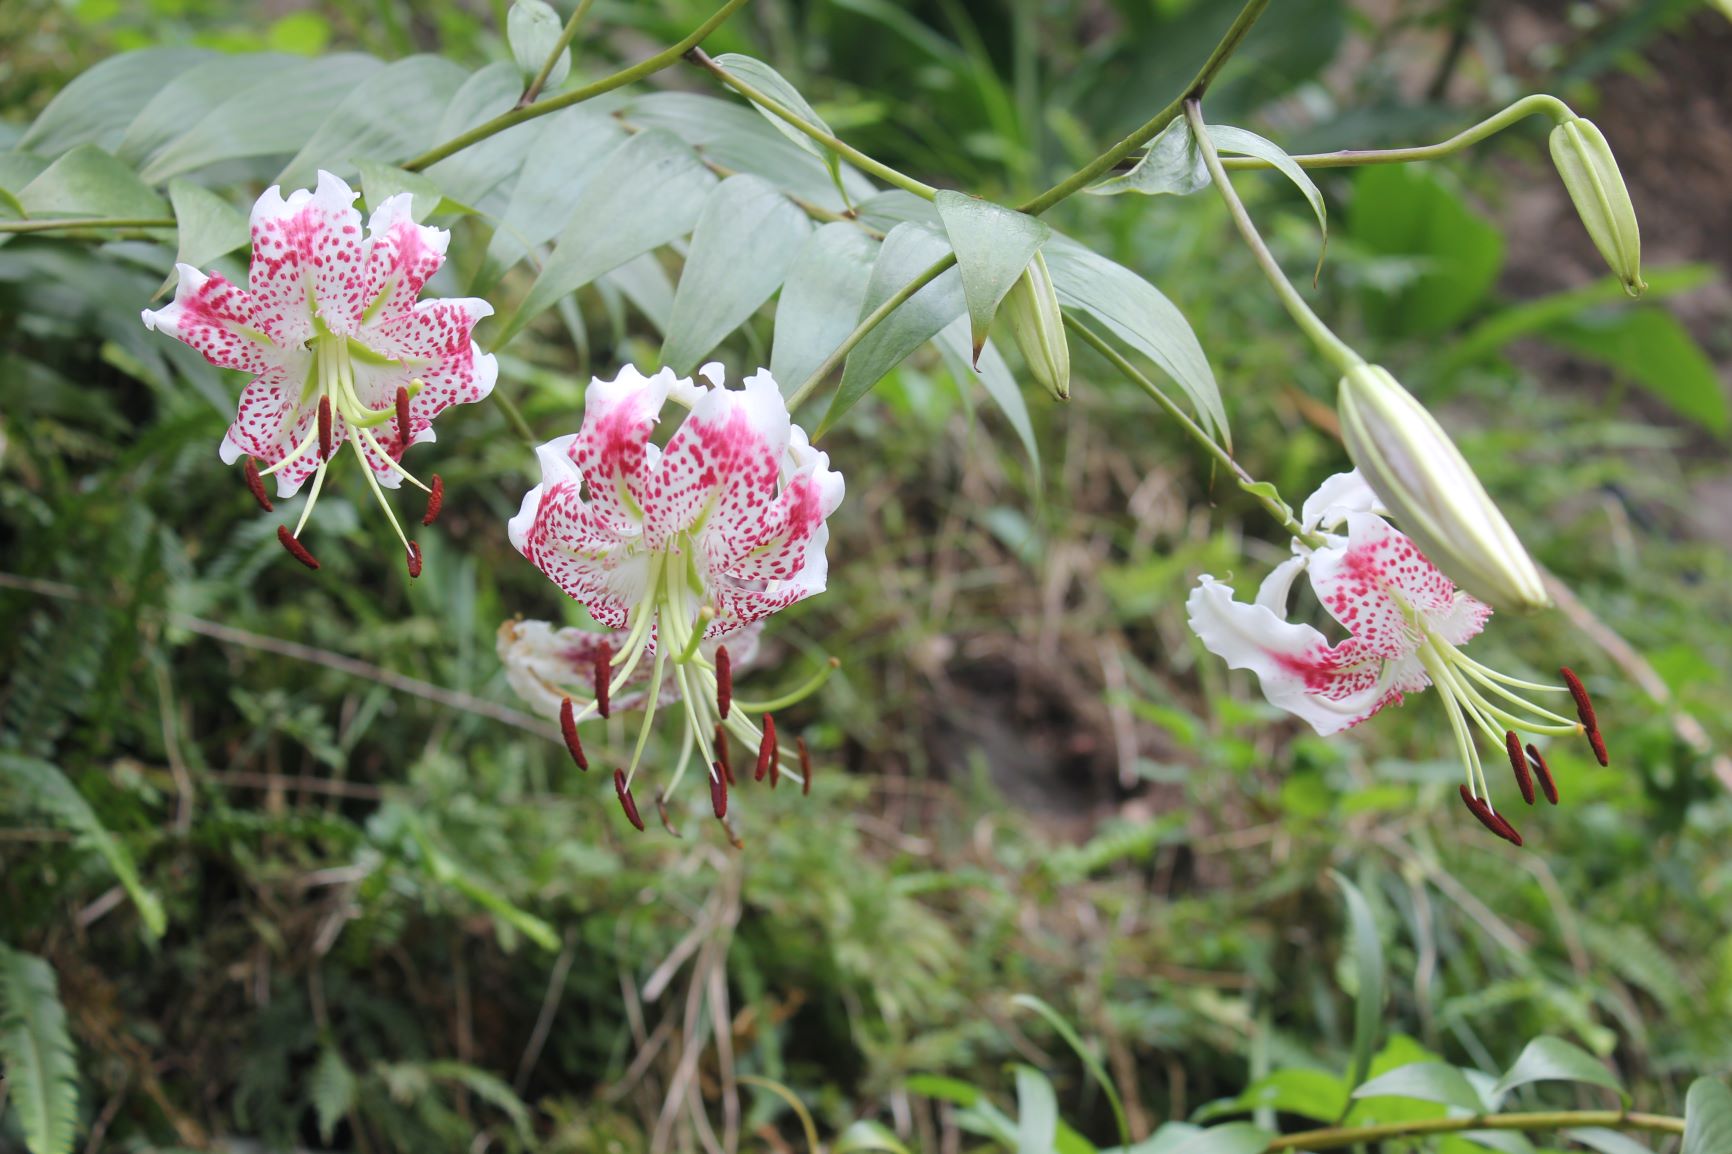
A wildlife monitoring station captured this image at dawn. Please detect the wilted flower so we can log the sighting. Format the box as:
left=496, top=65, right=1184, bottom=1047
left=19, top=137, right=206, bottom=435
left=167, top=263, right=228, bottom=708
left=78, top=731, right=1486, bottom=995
left=1187, top=470, right=1608, bottom=846
left=1549, top=115, right=1644, bottom=297
left=508, top=362, right=843, bottom=834
left=142, top=170, right=496, bottom=573
left=1000, top=250, right=1070, bottom=400
left=1337, top=363, right=1549, bottom=612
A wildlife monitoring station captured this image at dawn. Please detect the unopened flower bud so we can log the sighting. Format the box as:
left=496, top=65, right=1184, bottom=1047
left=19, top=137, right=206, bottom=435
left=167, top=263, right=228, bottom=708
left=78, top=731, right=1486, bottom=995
left=1000, top=250, right=1071, bottom=400
left=1337, top=364, right=1549, bottom=612
left=1549, top=116, right=1644, bottom=297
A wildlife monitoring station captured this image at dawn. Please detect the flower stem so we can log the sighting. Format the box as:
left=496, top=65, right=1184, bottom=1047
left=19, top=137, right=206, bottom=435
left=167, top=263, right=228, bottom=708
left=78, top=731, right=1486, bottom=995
left=1264, top=1109, right=1682, bottom=1152
left=519, top=0, right=599, bottom=106
left=0, top=216, right=175, bottom=234
left=402, top=0, right=753, bottom=172
left=1186, top=99, right=1360, bottom=375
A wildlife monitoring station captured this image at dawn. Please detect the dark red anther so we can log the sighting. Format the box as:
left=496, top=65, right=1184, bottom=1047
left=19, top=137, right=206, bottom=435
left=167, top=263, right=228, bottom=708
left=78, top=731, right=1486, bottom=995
left=1526, top=744, right=1559, bottom=805
left=594, top=642, right=613, bottom=719
left=277, top=525, right=320, bottom=570
left=317, top=396, right=333, bottom=460
left=559, top=697, right=588, bottom=771
left=406, top=541, right=423, bottom=578
left=395, top=385, right=412, bottom=450
left=1560, top=667, right=1599, bottom=735
left=242, top=457, right=273, bottom=512
left=714, top=724, right=734, bottom=785
left=710, top=766, right=728, bottom=819
left=422, top=474, right=444, bottom=526
left=653, top=789, right=681, bottom=837
left=1505, top=731, right=1535, bottom=805
left=755, top=715, right=776, bottom=782
left=1587, top=727, right=1609, bottom=767
left=716, top=646, right=732, bottom=719
left=614, top=769, right=644, bottom=831
left=1459, top=785, right=1523, bottom=847
left=798, top=735, right=813, bottom=796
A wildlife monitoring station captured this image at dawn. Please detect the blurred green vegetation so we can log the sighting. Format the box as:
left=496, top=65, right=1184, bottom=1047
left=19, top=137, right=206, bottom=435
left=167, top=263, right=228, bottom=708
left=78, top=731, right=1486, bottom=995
left=2, top=1, right=1730, bottom=1152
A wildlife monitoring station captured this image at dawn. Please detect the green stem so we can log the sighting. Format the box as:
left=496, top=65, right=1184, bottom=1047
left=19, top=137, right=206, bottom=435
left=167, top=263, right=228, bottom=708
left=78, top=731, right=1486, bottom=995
left=0, top=216, right=175, bottom=234
left=519, top=0, right=599, bottom=106
left=402, top=0, right=753, bottom=172
left=1016, top=0, right=1271, bottom=215
left=493, top=388, right=539, bottom=448
left=1265, top=1109, right=1683, bottom=1152
left=1066, top=314, right=1320, bottom=547
left=785, top=252, right=956, bottom=412
left=1186, top=99, right=1360, bottom=375
left=1221, top=93, right=1574, bottom=172
left=687, top=48, right=939, bottom=200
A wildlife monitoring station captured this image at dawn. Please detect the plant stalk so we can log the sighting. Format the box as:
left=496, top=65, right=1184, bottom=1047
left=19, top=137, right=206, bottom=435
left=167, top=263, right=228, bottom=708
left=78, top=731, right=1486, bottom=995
left=519, top=0, right=599, bottom=106
left=1266, top=1108, right=1683, bottom=1152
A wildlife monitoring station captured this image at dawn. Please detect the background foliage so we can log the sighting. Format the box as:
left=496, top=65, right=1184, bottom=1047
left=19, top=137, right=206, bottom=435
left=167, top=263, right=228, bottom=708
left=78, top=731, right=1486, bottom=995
left=1, top=0, right=1730, bottom=1151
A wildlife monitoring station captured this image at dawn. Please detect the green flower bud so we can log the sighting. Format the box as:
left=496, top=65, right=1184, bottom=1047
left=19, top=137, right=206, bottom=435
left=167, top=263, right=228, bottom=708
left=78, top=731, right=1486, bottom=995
left=1549, top=116, right=1645, bottom=298
left=1001, top=250, right=1071, bottom=400
left=1338, top=364, right=1550, bottom=612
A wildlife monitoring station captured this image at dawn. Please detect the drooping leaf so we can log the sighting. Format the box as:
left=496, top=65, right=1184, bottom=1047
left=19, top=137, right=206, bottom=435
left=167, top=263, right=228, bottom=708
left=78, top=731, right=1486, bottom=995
left=1014, top=1066, right=1059, bottom=1154
left=1491, top=1038, right=1625, bottom=1102
left=166, top=179, right=250, bottom=283
left=0, top=945, right=80, bottom=1154
left=712, top=53, right=845, bottom=198
left=1542, top=308, right=1729, bottom=434
left=309, top=1046, right=357, bottom=1145
left=356, top=162, right=446, bottom=223
left=21, top=47, right=211, bottom=156
left=1086, top=116, right=1208, bottom=197
left=481, top=105, right=628, bottom=276
left=115, top=53, right=303, bottom=165
left=835, top=1120, right=915, bottom=1154
left=18, top=145, right=168, bottom=220
left=771, top=222, right=880, bottom=399
left=508, top=0, right=571, bottom=89
left=936, top=319, right=1039, bottom=471
left=1206, top=124, right=1328, bottom=275
left=503, top=127, right=716, bottom=345
left=935, top=190, right=1050, bottom=359
left=277, top=55, right=470, bottom=189
left=822, top=222, right=963, bottom=433
left=1333, top=870, right=1385, bottom=1095
left=1350, top=163, right=1503, bottom=338
left=1010, top=994, right=1130, bottom=1148
left=661, top=174, right=811, bottom=374
left=1353, top=1063, right=1486, bottom=1111
left=1682, top=1079, right=1732, bottom=1154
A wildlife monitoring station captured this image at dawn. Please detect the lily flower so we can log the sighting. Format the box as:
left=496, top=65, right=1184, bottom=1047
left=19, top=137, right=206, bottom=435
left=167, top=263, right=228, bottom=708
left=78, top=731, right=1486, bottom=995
left=1186, top=471, right=1608, bottom=846
left=508, top=363, right=844, bottom=835
left=142, top=170, right=496, bottom=573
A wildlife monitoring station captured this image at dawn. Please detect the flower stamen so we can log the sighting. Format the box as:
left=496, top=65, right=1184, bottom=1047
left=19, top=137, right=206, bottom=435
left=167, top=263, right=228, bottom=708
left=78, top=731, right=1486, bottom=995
left=614, top=769, right=644, bottom=831
left=756, top=715, right=777, bottom=782
left=423, top=475, right=444, bottom=526
left=1526, top=743, right=1560, bottom=804
left=243, top=457, right=274, bottom=511
left=277, top=524, right=320, bottom=570
left=716, top=645, right=733, bottom=719
left=710, top=768, right=728, bottom=819
left=559, top=698, right=588, bottom=771
left=1505, top=731, right=1535, bottom=805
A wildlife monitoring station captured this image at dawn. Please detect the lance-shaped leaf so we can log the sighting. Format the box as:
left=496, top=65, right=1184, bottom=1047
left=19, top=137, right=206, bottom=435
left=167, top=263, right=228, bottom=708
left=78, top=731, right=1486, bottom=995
left=771, top=223, right=879, bottom=398
left=501, top=127, right=716, bottom=345
left=662, top=175, right=811, bottom=374
left=822, top=222, right=963, bottom=433
left=21, top=46, right=211, bottom=156
left=712, top=53, right=846, bottom=200
left=1013, top=1066, right=1058, bottom=1154
left=164, top=179, right=249, bottom=289
left=1352, top=1063, right=1485, bottom=1111
left=18, top=145, right=167, bottom=220
left=1683, top=1078, right=1732, bottom=1154
left=1207, top=124, right=1328, bottom=276
left=1087, top=116, right=1208, bottom=197
left=425, top=61, right=532, bottom=210
left=935, top=189, right=1050, bottom=362
left=1492, top=1037, right=1626, bottom=1102
left=0, top=946, right=80, bottom=1154
left=1333, top=870, right=1386, bottom=1094
left=277, top=55, right=469, bottom=188
left=481, top=105, right=628, bottom=277
left=936, top=320, right=1039, bottom=471
left=508, top=0, right=570, bottom=88
left=116, top=52, right=303, bottom=165
left=356, top=162, right=446, bottom=223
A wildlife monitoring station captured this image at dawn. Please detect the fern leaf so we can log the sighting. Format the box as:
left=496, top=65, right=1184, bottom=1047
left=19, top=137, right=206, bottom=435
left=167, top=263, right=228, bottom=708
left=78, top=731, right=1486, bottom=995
left=309, top=1045, right=357, bottom=1145
left=0, top=945, right=81, bottom=1154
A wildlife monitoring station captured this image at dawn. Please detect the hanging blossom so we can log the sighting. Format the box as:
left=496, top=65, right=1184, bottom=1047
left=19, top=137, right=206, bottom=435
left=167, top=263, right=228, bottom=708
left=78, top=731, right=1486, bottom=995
left=507, top=363, right=843, bottom=837
left=142, top=170, right=497, bottom=574
left=1186, top=470, right=1608, bottom=846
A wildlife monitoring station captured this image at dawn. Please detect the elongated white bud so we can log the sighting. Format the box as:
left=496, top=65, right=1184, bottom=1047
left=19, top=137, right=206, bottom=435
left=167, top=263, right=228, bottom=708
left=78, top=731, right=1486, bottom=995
left=1549, top=116, right=1644, bottom=298
left=1000, top=250, right=1071, bottom=400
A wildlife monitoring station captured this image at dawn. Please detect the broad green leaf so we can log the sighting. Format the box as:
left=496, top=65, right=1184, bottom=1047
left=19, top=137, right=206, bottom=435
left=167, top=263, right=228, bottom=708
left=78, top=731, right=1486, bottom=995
left=1043, top=235, right=1225, bottom=444
left=140, top=53, right=385, bottom=183
left=835, top=1120, right=914, bottom=1154
left=0, top=153, right=51, bottom=200
left=1561, top=1131, right=1655, bottom=1154
left=1461, top=1130, right=1537, bottom=1154
left=1228, top=1068, right=1349, bottom=1123
left=310, top=1046, right=357, bottom=1144
left=1011, top=994, right=1130, bottom=1148
left=21, top=47, right=211, bottom=156
left=661, top=174, right=811, bottom=374
left=936, top=319, right=1040, bottom=470
left=0, top=946, right=80, bottom=1154
left=1350, top=163, right=1503, bottom=338
left=1168, top=1123, right=1275, bottom=1154
left=1105, top=1122, right=1200, bottom=1154
left=166, top=180, right=250, bottom=278
left=1086, top=116, right=1207, bottom=197
left=1681, top=1078, right=1732, bottom=1154
left=771, top=222, right=879, bottom=399
left=1491, top=1038, right=1624, bottom=1101
left=116, top=53, right=304, bottom=165
left=712, top=53, right=845, bottom=196
left=18, top=145, right=167, bottom=220
left=906, top=1074, right=984, bottom=1107
left=855, top=189, right=942, bottom=231
left=504, top=128, right=716, bottom=345
left=1543, top=308, right=1729, bottom=434
left=935, top=189, right=1050, bottom=358
left=607, top=252, right=677, bottom=335
left=278, top=55, right=470, bottom=189
left=508, top=0, right=570, bottom=89
left=1333, top=871, right=1385, bottom=1094
left=1015, top=1066, right=1059, bottom=1154
left=1353, top=1063, right=1485, bottom=1111
left=482, top=105, right=628, bottom=276
left=1207, top=124, right=1328, bottom=275
left=823, top=222, right=963, bottom=432
left=357, top=162, right=445, bottom=223
left=423, top=61, right=530, bottom=210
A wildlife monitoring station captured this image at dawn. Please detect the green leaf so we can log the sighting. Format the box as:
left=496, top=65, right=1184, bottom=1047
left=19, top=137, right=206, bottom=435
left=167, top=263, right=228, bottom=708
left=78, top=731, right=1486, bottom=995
left=935, top=190, right=1050, bottom=359
left=420, top=1062, right=536, bottom=1142
left=1015, top=1065, right=1059, bottom=1154
left=1228, top=1068, right=1349, bottom=1123
left=423, top=61, right=529, bottom=209
left=1168, top=1123, right=1276, bottom=1154
left=0, top=153, right=51, bottom=201
left=835, top=1120, right=914, bottom=1154
left=712, top=53, right=845, bottom=196
left=166, top=179, right=249, bottom=276
left=1332, top=871, right=1385, bottom=1095
left=607, top=252, right=677, bottom=335
left=1542, top=308, right=1729, bottom=434
left=1011, top=994, right=1129, bottom=1148
left=0, top=754, right=167, bottom=938
left=1206, top=124, right=1328, bottom=277
left=356, top=161, right=445, bottom=224
left=0, top=946, right=80, bottom=1154
left=937, top=319, right=1040, bottom=471
left=21, top=47, right=211, bottom=156
left=139, top=53, right=386, bottom=183
left=1086, top=116, right=1207, bottom=197
left=18, top=145, right=167, bottom=219
left=1681, top=1078, right=1732, bottom=1154
left=771, top=222, right=879, bottom=398
left=309, top=1046, right=357, bottom=1144
left=1353, top=1063, right=1485, bottom=1111
left=1491, top=1038, right=1625, bottom=1102
left=1560, top=1129, right=1656, bottom=1154
left=406, top=818, right=559, bottom=950
left=116, top=53, right=305, bottom=166
left=1043, top=234, right=1225, bottom=444
left=481, top=105, right=628, bottom=275
left=661, top=174, right=811, bottom=374
left=508, top=0, right=570, bottom=89
left=277, top=55, right=470, bottom=189
left=907, top=1074, right=983, bottom=1107
left=824, top=222, right=963, bottom=431
left=503, top=127, right=715, bottom=345
left=1350, top=163, right=1503, bottom=338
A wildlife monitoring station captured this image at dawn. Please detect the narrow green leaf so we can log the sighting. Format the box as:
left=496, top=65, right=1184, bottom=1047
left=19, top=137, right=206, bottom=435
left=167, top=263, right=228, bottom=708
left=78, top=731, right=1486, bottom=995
left=906, top=1074, right=983, bottom=1107
left=935, top=190, right=1050, bottom=358
left=481, top=105, right=628, bottom=275
left=1015, top=1065, right=1060, bottom=1154
left=418, top=1060, right=535, bottom=1143
left=937, top=321, right=1039, bottom=471
left=0, top=945, right=80, bottom=1154
left=116, top=53, right=304, bottom=165
left=1492, top=1038, right=1625, bottom=1102
left=1353, top=1063, right=1485, bottom=1111
left=278, top=55, right=469, bottom=189
left=1086, top=116, right=1208, bottom=197
left=1680, top=1078, right=1732, bottom=1154
left=712, top=53, right=845, bottom=194
left=508, top=0, right=570, bottom=88
left=1562, top=1128, right=1657, bottom=1154
left=835, top=1120, right=914, bottom=1154
left=310, top=1046, right=357, bottom=1144
left=1224, top=1068, right=1348, bottom=1124
left=1332, top=871, right=1385, bottom=1095
left=1168, top=1123, right=1276, bottom=1154
left=166, top=180, right=249, bottom=279
left=21, top=47, right=211, bottom=155
left=18, top=145, right=167, bottom=220
left=0, top=153, right=51, bottom=200
left=423, top=61, right=529, bottom=209
left=661, top=175, right=811, bottom=374
left=356, top=161, right=445, bottom=224
left=1543, top=308, right=1729, bottom=434
left=771, top=222, right=880, bottom=398
left=1011, top=994, right=1129, bottom=1148
left=1206, top=124, right=1328, bottom=276
left=607, top=252, right=677, bottom=335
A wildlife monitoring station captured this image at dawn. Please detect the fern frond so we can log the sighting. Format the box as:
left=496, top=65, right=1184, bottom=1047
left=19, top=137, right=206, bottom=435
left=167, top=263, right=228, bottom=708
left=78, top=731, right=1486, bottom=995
left=308, top=1045, right=357, bottom=1145
left=0, top=945, right=80, bottom=1154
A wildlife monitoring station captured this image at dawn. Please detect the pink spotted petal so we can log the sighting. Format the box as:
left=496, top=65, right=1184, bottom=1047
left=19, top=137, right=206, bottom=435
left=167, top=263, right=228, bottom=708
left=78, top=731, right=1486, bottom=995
left=217, top=357, right=329, bottom=498
left=1187, top=575, right=1421, bottom=736
left=648, top=368, right=790, bottom=549
left=357, top=194, right=449, bottom=325
left=496, top=619, right=762, bottom=719
left=358, top=299, right=497, bottom=429
left=1308, top=512, right=1490, bottom=657
left=508, top=437, right=643, bottom=629
left=141, top=265, right=278, bottom=375
left=568, top=365, right=677, bottom=532
left=246, top=170, right=368, bottom=343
